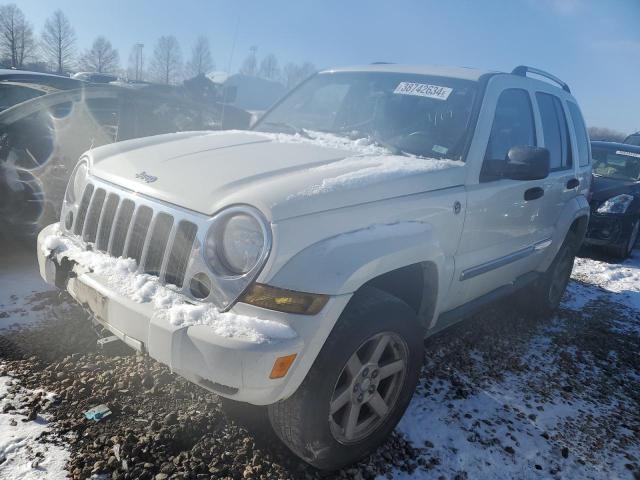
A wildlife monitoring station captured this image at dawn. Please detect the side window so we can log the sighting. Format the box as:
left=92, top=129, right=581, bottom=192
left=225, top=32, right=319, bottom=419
left=567, top=102, right=590, bottom=166
left=536, top=93, right=572, bottom=170
left=484, top=89, right=536, bottom=163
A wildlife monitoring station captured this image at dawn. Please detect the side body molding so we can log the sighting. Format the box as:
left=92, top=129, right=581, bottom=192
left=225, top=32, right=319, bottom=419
left=268, top=221, right=445, bottom=296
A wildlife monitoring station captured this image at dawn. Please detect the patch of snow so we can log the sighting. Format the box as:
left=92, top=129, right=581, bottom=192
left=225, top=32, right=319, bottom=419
left=0, top=375, right=69, bottom=479
left=290, top=155, right=463, bottom=198
left=0, top=241, right=57, bottom=331
left=571, top=253, right=640, bottom=309
left=41, top=224, right=296, bottom=343
left=255, top=130, right=391, bottom=156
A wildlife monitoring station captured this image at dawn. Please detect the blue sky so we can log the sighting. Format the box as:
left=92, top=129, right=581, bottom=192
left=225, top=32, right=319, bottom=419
left=13, top=0, right=640, bottom=133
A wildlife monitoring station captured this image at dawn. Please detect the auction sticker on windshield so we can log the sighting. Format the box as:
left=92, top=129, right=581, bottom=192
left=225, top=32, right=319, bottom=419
left=393, top=82, right=453, bottom=100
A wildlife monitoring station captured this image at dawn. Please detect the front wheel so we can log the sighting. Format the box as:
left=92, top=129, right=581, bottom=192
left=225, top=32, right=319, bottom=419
left=607, top=217, right=639, bottom=259
left=267, top=287, right=423, bottom=470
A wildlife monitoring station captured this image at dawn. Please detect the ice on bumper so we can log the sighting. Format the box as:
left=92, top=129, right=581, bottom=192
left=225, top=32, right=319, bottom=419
left=41, top=224, right=296, bottom=344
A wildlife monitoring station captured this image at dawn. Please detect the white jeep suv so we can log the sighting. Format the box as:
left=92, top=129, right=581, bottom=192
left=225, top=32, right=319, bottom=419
left=37, top=64, right=592, bottom=469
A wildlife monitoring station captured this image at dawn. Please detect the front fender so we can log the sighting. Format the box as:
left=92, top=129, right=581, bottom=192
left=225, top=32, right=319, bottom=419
left=268, top=221, right=445, bottom=295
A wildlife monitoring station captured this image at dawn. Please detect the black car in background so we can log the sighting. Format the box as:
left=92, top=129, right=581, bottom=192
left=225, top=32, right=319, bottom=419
left=625, top=132, right=640, bottom=146
left=585, top=141, right=640, bottom=258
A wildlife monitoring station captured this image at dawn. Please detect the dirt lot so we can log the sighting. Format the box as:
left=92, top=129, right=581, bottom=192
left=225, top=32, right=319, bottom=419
left=1, top=237, right=639, bottom=480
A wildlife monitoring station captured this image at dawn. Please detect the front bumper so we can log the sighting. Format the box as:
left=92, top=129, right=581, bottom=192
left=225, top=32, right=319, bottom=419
left=37, top=224, right=350, bottom=405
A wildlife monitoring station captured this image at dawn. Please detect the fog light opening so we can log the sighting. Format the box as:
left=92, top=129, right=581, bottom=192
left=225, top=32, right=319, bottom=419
left=189, top=272, right=211, bottom=299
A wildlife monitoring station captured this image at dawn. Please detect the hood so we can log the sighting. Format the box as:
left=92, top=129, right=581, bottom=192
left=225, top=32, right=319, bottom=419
left=89, top=130, right=466, bottom=221
left=590, top=175, right=640, bottom=203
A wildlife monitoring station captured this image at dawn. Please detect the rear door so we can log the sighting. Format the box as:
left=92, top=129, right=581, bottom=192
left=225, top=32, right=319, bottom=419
left=444, top=78, right=552, bottom=311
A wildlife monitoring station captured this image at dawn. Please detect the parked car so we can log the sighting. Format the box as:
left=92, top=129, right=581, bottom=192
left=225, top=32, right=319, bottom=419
left=71, top=72, right=119, bottom=84
left=624, top=132, right=640, bottom=146
left=585, top=141, right=640, bottom=257
left=36, top=64, right=591, bottom=470
left=0, top=79, right=251, bottom=237
left=0, top=69, right=86, bottom=112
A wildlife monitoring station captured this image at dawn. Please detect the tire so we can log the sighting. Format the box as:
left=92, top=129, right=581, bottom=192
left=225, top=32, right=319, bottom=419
left=524, top=232, right=578, bottom=317
left=267, top=286, right=424, bottom=470
left=606, top=217, right=639, bottom=260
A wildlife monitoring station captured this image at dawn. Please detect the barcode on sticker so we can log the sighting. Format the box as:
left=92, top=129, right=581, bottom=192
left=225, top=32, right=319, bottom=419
left=394, top=82, right=453, bottom=100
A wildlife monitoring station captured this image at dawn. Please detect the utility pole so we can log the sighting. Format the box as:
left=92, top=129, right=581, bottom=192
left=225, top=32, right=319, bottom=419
left=134, top=43, right=144, bottom=81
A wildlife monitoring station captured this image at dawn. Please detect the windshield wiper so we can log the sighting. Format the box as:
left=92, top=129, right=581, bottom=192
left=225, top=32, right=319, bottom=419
left=261, top=121, right=312, bottom=139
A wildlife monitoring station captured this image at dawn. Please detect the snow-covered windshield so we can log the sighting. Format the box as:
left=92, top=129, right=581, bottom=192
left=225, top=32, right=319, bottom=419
left=254, top=71, right=478, bottom=160
left=592, top=148, right=640, bottom=181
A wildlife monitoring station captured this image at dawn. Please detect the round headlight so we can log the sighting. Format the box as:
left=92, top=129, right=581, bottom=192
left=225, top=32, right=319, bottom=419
left=66, top=160, right=88, bottom=204
left=205, top=213, right=265, bottom=275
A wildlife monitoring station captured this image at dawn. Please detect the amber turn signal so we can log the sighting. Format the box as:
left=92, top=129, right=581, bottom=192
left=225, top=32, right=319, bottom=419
left=239, top=283, right=328, bottom=315
left=270, top=354, right=297, bottom=379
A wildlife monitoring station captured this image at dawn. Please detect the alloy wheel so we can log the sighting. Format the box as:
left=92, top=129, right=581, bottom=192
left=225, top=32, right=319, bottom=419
left=328, top=332, right=408, bottom=444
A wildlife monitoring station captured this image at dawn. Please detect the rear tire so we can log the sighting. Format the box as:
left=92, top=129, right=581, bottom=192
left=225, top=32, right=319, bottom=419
left=267, top=286, right=423, bottom=470
left=524, top=232, right=578, bottom=317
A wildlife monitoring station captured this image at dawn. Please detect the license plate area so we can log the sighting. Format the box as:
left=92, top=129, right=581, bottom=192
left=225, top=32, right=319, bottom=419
left=71, top=279, right=109, bottom=322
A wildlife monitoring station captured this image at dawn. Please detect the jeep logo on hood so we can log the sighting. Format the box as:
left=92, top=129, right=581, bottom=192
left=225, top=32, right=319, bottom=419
left=135, top=171, right=158, bottom=183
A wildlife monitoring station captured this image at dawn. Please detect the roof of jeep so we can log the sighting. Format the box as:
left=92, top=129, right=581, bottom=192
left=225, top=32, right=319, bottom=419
left=320, top=64, right=496, bottom=81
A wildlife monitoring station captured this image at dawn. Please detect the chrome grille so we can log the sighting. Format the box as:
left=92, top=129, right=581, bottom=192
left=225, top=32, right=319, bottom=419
left=72, top=183, right=198, bottom=288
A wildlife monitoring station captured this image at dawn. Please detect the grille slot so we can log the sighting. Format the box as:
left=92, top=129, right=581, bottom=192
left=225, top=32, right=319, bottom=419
left=126, top=206, right=153, bottom=265
left=73, top=184, right=94, bottom=235
left=82, top=188, right=106, bottom=243
left=109, top=199, right=135, bottom=257
left=164, top=221, right=197, bottom=287
left=96, top=194, right=119, bottom=251
left=68, top=181, right=201, bottom=291
left=144, top=213, right=174, bottom=276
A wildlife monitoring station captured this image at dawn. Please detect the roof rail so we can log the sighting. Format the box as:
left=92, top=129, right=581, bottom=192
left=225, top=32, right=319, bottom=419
left=511, top=65, right=570, bottom=93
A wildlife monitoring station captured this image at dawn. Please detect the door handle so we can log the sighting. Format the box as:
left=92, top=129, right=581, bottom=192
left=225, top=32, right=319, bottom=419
left=566, top=178, right=580, bottom=189
left=524, top=187, right=544, bottom=201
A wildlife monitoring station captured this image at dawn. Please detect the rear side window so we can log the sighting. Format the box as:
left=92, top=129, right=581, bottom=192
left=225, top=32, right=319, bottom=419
left=567, top=101, right=590, bottom=166
left=536, top=93, right=572, bottom=170
left=484, top=89, right=536, bottom=163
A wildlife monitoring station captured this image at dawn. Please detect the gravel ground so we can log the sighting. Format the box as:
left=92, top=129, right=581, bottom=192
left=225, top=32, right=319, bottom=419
left=1, top=238, right=639, bottom=479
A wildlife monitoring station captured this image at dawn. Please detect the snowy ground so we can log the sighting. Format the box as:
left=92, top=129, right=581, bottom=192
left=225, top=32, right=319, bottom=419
left=0, top=237, right=639, bottom=479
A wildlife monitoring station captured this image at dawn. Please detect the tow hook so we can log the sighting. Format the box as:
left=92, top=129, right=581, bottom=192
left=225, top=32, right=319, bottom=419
left=49, top=254, right=77, bottom=290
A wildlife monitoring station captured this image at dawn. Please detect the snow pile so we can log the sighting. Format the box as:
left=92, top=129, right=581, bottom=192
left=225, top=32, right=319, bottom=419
left=291, top=155, right=463, bottom=198
left=0, top=374, right=69, bottom=479
left=571, top=254, right=640, bottom=309
left=41, top=225, right=296, bottom=343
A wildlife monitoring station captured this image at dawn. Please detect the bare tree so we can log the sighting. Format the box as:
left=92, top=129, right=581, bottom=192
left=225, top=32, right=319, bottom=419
left=151, top=35, right=182, bottom=84
left=79, top=36, right=119, bottom=73
left=41, top=9, right=76, bottom=73
left=239, top=46, right=258, bottom=76
left=258, top=53, right=280, bottom=81
left=0, top=3, right=36, bottom=69
left=283, top=61, right=316, bottom=89
left=186, top=36, right=213, bottom=78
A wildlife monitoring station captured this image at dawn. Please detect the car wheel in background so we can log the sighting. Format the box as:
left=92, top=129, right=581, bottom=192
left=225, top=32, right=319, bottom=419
left=607, top=217, right=639, bottom=260
left=267, top=286, right=423, bottom=470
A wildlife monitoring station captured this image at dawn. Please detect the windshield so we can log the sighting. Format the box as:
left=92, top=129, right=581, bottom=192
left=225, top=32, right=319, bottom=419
left=254, top=71, right=478, bottom=160
left=625, top=134, right=640, bottom=146
left=592, top=147, right=640, bottom=181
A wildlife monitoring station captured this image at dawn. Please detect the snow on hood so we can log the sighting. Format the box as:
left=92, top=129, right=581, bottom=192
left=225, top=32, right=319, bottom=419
left=41, top=225, right=296, bottom=344
left=87, top=129, right=466, bottom=221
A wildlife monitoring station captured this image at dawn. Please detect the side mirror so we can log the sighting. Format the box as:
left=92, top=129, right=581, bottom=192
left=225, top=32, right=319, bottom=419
left=503, top=146, right=550, bottom=181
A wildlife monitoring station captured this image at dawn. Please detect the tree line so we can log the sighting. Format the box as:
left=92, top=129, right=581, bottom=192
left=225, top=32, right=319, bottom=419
left=0, top=3, right=316, bottom=88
